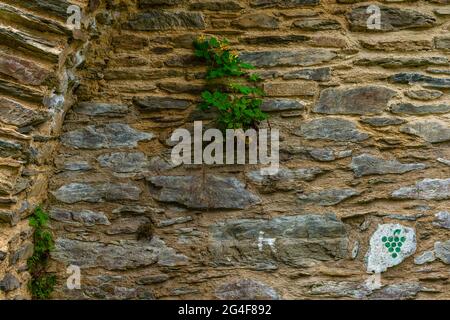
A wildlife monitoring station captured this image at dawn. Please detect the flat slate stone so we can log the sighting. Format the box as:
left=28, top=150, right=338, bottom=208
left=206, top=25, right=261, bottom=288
left=366, top=224, right=416, bottom=273
left=360, top=116, right=405, bottom=127
left=434, top=240, right=450, bottom=264
left=52, top=182, right=142, bottom=204
left=52, top=237, right=188, bottom=270
left=97, top=152, right=149, bottom=173
left=293, top=19, right=341, bottom=30
left=240, top=49, right=337, bottom=68
left=0, top=273, right=20, bottom=292
left=0, top=52, right=50, bottom=85
left=390, top=73, right=450, bottom=89
left=405, top=89, right=443, bottom=101
left=392, top=178, right=450, bottom=200
left=351, top=154, right=426, bottom=177
left=215, top=279, right=279, bottom=300
left=261, top=99, right=305, bottom=112
left=295, top=117, right=370, bottom=142
left=347, top=5, right=436, bottom=32
left=74, top=102, right=129, bottom=116
left=61, top=123, right=153, bottom=149
left=298, top=188, right=360, bottom=206
left=125, top=11, right=205, bottom=31
left=210, top=213, right=348, bottom=268
left=354, top=56, right=449, bottom=68
left=400, top=119, right=450, bottom=143
left=148, top=175, right=261, bottom=209
left=390, top=103, right=450, bottom=115
left=433, top=211, right=450, bottom=229
left=50, top=208, right=110, bottom=226
left=314, top=86, right=396, bottom=115
left=250, top=0, right=320, bottom=7
left=189, top=1, right=244, bottom=11
left=133, top=96, right=191, bottom=111
left=0, top=97, right=47, bottom=127
left=283, top=67, right=331, bottom=81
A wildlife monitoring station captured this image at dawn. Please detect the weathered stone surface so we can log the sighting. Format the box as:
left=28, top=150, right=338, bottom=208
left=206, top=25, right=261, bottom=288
left=215, top=279, right=279, bottom=300
left=414, top=250, right=435, bottom=265
left=400, top=119, right=450, bottom=143
left=52, top=237, right=188, bottom=270
left=0, top=26, right=61, bottom=62
left=405, top=89, right=443, bottom=101
left=50, top=208, right=110, bottom=226
left=295, top=118, right=370, bottom=142
left=366, top=224, right=416, bottom=273
left=369, top=283, right=423, bottom=300
left=133, top=96, right=191, bottom=111
left=293, top=19, right=341, bottom=30
left=307, top=148, right=352, bottom=162
left=98, top=152, right=148, bottom=173
left=359, top=39, right=433, bottom=52
left=125, top=11, right=205, bottom=31
left=9, top=242, right=33, bottom=265
left=210, top=213, right=348, bottom=268
left=106, top=217, right=150, bottom=235
left=360, top=116, right=405, bottom=127
left=390, top=73, right=450, bottom=89
left=61, top=124, right=153, bottom=149
left=283, top=67, right=331, bottom=81
left=139, top=0, right=183, bottom=6
left=354, top=56, right=449, bottom=68
left=313, top=86, right=396, bottom=115
left=148, top=175, right=260, bottom=209
left=261, top=99, right=305, bottom=112
left=241, top=35, right=310, bottom=45
left=298, top=188, right=360, bottom=206
left=310, top=281, right=371, bottom=299
left=232, top=14, right=279, bottom=29
left=9, top=0, right=70, bottom=19
left=434, top=240, right=450, bottom=264
left=264, top=81, right=318, bottom=96
left=392, top=179, right=450, bottom=200
left=52, top=183, right=142, bottom=204
left=0, top=97, right=47, bottom=128
left=351, top=154, right=426, bottom=177
left=433, top=211, right=450, bottom=229
left=435, top=37, right=450, bottom=50
left=0, top=52, right=50, bottom=85
left=61, top=160, right=91, bottom=172
left=250, top=0, right=320, bottom=7
left=347, top=5, right=436, bottom=32
left=74, top=102, right=129, bottom=116
left=240, top=49, right=337, bottom=67
left=0, top=138, right=24, bottom=159
left=0, top=273, right=20, bottom=292
left=0, top=78, right=43, bottom=103
left=390, top=103, right=450, bottom=115
left=189, top=1, right=243, bottom=11
left=247, top=167, right=323, bottom=191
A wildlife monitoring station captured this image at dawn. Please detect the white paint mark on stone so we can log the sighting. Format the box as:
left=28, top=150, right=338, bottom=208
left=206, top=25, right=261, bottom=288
left=258, top=231, right=276, bottom=253
left=366, top=223, right=416, bottom=273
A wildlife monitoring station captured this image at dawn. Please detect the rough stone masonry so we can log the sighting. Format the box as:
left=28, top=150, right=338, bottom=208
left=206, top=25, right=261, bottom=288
left=0, top=0, right=449, bottom=300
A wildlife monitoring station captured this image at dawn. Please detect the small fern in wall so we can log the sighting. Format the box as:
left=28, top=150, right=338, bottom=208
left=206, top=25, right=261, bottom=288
left=194, top=35, right=267, bottom=130
left=27, top=206, right=56, bottom=299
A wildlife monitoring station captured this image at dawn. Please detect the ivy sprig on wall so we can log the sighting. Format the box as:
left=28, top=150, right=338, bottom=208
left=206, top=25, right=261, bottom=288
left=27, top=206, right=56, bottom=299
left=194, top=36, right=268, bottom=130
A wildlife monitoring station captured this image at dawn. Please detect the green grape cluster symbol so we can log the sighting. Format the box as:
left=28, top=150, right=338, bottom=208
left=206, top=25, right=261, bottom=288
left=381, top=229, right=406, bottom=259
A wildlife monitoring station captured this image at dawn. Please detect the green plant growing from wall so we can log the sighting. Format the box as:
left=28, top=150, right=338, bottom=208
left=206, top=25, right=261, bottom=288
left=27, top=206, right=56, bottom=299
left=194, top=35, right=268, bottom=130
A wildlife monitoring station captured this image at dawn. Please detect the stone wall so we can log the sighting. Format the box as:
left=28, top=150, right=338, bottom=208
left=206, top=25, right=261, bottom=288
left=1, top=0, right=450, bottom=300
left=0, top=0, right=93, bottom=299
